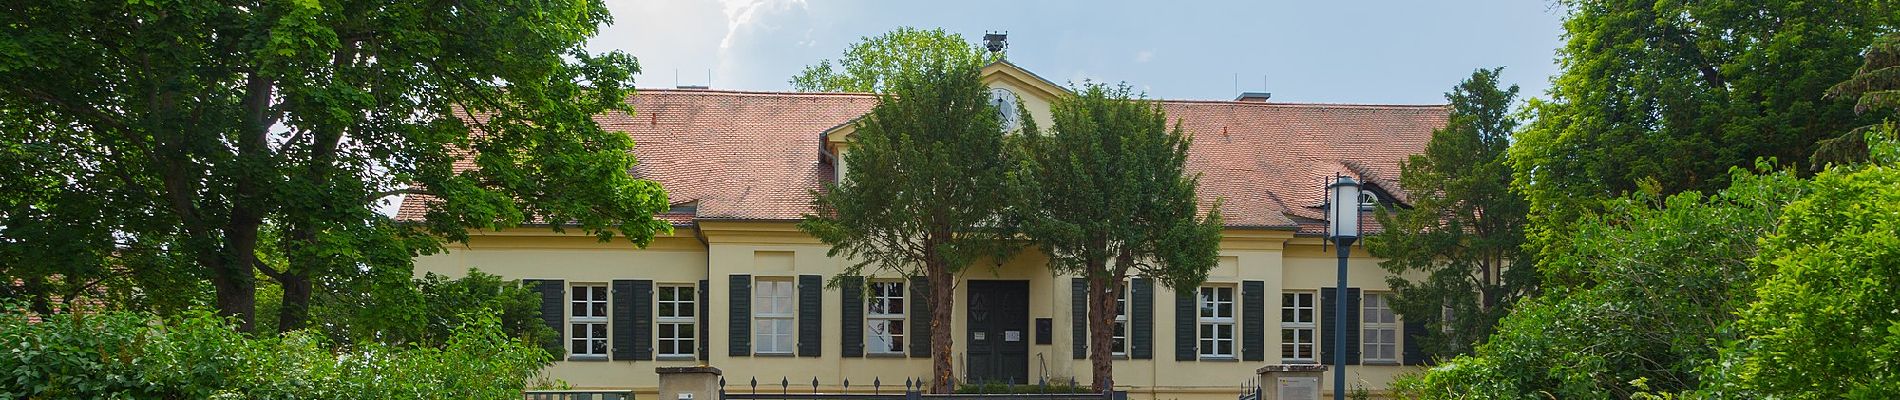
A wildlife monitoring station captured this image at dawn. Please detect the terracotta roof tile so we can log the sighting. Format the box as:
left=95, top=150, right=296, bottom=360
left=397, top=89, right=1447, bottom=233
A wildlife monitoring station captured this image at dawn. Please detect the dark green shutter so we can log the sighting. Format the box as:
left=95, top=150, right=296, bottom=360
left=798, top=275, right=823, bottom=357
left=1241, top=281, right=1265, bottom=362
left=1175, top=288, right=1197, bottom=361
left=1402, top=312, right=1428, bottom=365
left=728, top=275, right=750, bottom=356
left=1320, top=287, right=1363, bottom=365
left=909, top=275, right=931, bottom=357
left=1130, top=278, right=1154, bottom=360
left=698, top=279, right=709, bottom=361
left=613, top=280, right=653, bottom=360
left=1071, top=278, right=1088, bottom=360
left=525, top=279, right=564, bottom=344
left=840, top=276, right=865, bottom=357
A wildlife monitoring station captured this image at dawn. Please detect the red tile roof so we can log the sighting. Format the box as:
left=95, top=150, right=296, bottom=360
left=397, top=89, right=1447, bottom=234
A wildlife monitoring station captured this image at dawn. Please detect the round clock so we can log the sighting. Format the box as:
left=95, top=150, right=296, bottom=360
left=989, top=88, right=1020, bottom=132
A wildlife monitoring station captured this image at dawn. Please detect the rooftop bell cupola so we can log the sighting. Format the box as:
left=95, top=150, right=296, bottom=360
left=983, top=31, right=1008, bottom=54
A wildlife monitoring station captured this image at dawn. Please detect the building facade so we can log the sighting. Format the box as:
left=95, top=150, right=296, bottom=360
left=399, top=61, right=1449, bottom=399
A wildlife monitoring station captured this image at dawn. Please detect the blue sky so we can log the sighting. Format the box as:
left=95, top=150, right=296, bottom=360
left=589, top=0, right=1569, bottom=105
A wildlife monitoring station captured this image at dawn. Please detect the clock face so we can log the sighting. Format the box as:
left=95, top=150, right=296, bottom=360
left=989, top=88, right=1020, bottom=132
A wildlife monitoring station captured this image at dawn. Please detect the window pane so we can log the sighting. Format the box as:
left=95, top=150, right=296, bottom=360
left=660, top=287, right=676, bottom=302
left=573, top=302, right=586, bottom=317
left=572, top=340, right=586, bottom=355
left=592, top=340, right=607, bottom=355
left=592, top=286, right=607, bottom=300
left=592, top=302, right=606, bottom=317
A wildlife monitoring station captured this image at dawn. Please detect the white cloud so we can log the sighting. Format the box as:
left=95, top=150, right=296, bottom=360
left=1135, top=50, right=1154, bottom=63
left=719, top=0, right=807, bottom=50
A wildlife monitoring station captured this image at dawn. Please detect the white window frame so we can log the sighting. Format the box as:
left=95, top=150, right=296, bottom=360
left=865, top=280, right=907, bottom=354
left=657, top=284, right=696, bottom=358
left=1282, top=291, right=1316, bottom=363
left=1198, top=285, right=1236, bottom=359
left=1111, top=282, right=1130, bottom=356
left=1362, top=292, right=1399, bottom=364
left=569, top=284, right=609, bottom=360
left=753, top=278, right=795, bottom=354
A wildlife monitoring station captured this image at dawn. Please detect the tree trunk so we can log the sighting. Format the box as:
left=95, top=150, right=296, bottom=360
left=1087, top=272, right=1121, bottom=392
left=928, top=263, right=956, bottom=394
left=275, top=270, right=313, bottom=332
left=208, top=268, right=256, bottom=332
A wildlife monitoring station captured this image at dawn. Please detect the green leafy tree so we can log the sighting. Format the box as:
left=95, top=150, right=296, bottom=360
left=1390, top=167, right=1805, bottom=399
left=1510, top=0, right=1895, bottom=286
left=1010, top=82, right=1221, bottom=391
left=291, top=269, right=561, bottom=353
left=0, top=0, right=670, bottom=331
left=798, top=60, right=1015, bottom=393
left=1369, top=68, right=1534, bottom=358
left=790, top=27, right=995, bottom=93
left=1717, top=125, right=1900, bottom=399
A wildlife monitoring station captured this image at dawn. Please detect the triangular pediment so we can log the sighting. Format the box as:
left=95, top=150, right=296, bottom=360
left=824, top=59, right=1069, bottom=148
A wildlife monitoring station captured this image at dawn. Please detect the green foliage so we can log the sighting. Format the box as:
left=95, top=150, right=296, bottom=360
left=1369, top=68, right=1534, bottom=358
left=789, top=27, right=996, bottom=93
left=796, top=50, right=1012, bottom=393
left=1814, top=36, right=1900, bottom=167
left=0, top=308, right=550, bottom=399
left=301, top=269, right=561, bottom=354
left=0, top=0, right=669, bottom=331
left=1012, top=82, right=1223, bottom=291
left=1511, top=0, right=1895, bottom=284
left=1712, top=124, right=1900, bottom=399
left=1010, top=82, right=1222, bottom=390
left=1390, top=167, right=1806, bottom=399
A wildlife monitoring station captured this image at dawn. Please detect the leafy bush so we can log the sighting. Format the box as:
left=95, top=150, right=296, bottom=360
left=0, top=308, right=550, bottom=399
left=1710, top=125, right=1900, bottom=398
left=1390, top=167, right=1805, bottom=399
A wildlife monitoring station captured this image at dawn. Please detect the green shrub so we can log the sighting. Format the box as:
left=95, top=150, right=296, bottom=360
left=0, top=308, right=550, bottom=399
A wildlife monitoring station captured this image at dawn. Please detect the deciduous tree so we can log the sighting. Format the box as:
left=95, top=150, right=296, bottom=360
left=0, top=0, right=671, bottom=331
left=790, top=27, right=995, bottom=93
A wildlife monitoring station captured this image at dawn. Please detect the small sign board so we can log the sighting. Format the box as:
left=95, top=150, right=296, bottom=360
left=1276, top=377, right=1318, bottom=400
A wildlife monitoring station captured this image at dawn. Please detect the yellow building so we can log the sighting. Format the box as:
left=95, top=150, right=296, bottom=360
left=398, top=60, right=1449, bottom=400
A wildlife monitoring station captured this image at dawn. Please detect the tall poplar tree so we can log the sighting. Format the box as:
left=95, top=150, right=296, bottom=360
left=798, top=60, right=1016, bottom=394
left=1369, top=68, right=1534, bottom=358
left=1011, top=83, right=1222, bottom=391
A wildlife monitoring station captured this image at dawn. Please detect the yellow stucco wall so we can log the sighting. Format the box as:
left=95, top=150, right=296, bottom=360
left=415, top=224, right=1425, bottom=400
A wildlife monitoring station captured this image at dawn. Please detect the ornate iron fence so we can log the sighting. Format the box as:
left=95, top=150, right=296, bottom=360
left=525, top=389, right=637, bottom=400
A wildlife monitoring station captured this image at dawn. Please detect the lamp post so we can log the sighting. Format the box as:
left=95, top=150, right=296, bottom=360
left=1326, top=175, right=1363, bottom=400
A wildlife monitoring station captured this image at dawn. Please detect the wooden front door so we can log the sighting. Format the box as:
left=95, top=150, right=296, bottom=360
left=965, top=280, right=1029, bottom=384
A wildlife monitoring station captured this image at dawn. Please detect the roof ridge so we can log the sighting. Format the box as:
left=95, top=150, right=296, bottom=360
left=1157, top=98, right=1449, bottom=109
left=635, top=88, right=881, bottom=98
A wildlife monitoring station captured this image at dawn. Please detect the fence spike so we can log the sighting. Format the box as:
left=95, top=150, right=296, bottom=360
left=874, top=377, right=882, bottom=395
left=813, top=377, right=820, bottom=394
left=905, top=378, right=913, bottom=391
left=750, top=376, right=758, bottom=394
left=781, top=377, right=790, bottom=395
left=844, top=378, right=850, bottom=390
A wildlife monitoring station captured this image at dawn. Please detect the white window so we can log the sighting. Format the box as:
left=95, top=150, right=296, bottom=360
left=1282, top=292, right=1316, bottom=363
left=569, top=285, right=609, bottom=359
left=753, top=279, right=795, bottom=354
left=1198, top=286, right=1235, bottom=358
left=657, top=284, right=696, bottom=357
left=866, top=281, right=906, bottom=354
left=1111, top=283, right=1130, bottom=356
left=1362, top=293, right=1399, bottom=363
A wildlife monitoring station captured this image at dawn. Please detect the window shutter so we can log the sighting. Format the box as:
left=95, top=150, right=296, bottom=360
left=728, top=275, right=751, bottom=356
left=1071, top=278, right=1088, bottom=360
left=1130, top=278, right=1154, bottom=360
left=798, top=275, right=823, bottom=357
left=908, top=275, right=931, bottom=357
left=698, top=279, right=710, bottom=361
left=1402, top=313, right=1429, bottom=365
left=611, top=280, right=653, bottom=361
left=525, top=279, right=564, bottom=344
left=840, top=276, right=864, bottom=357
left=1319, top=287, right=1363, bottom=365
left=1241, top=280, right=1265, bottom=362
left=1175, top=288, right=1197, bottom=361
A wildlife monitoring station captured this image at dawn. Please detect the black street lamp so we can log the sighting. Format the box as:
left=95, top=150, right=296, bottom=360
left=1325, top=175, right=1363, bottom=399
